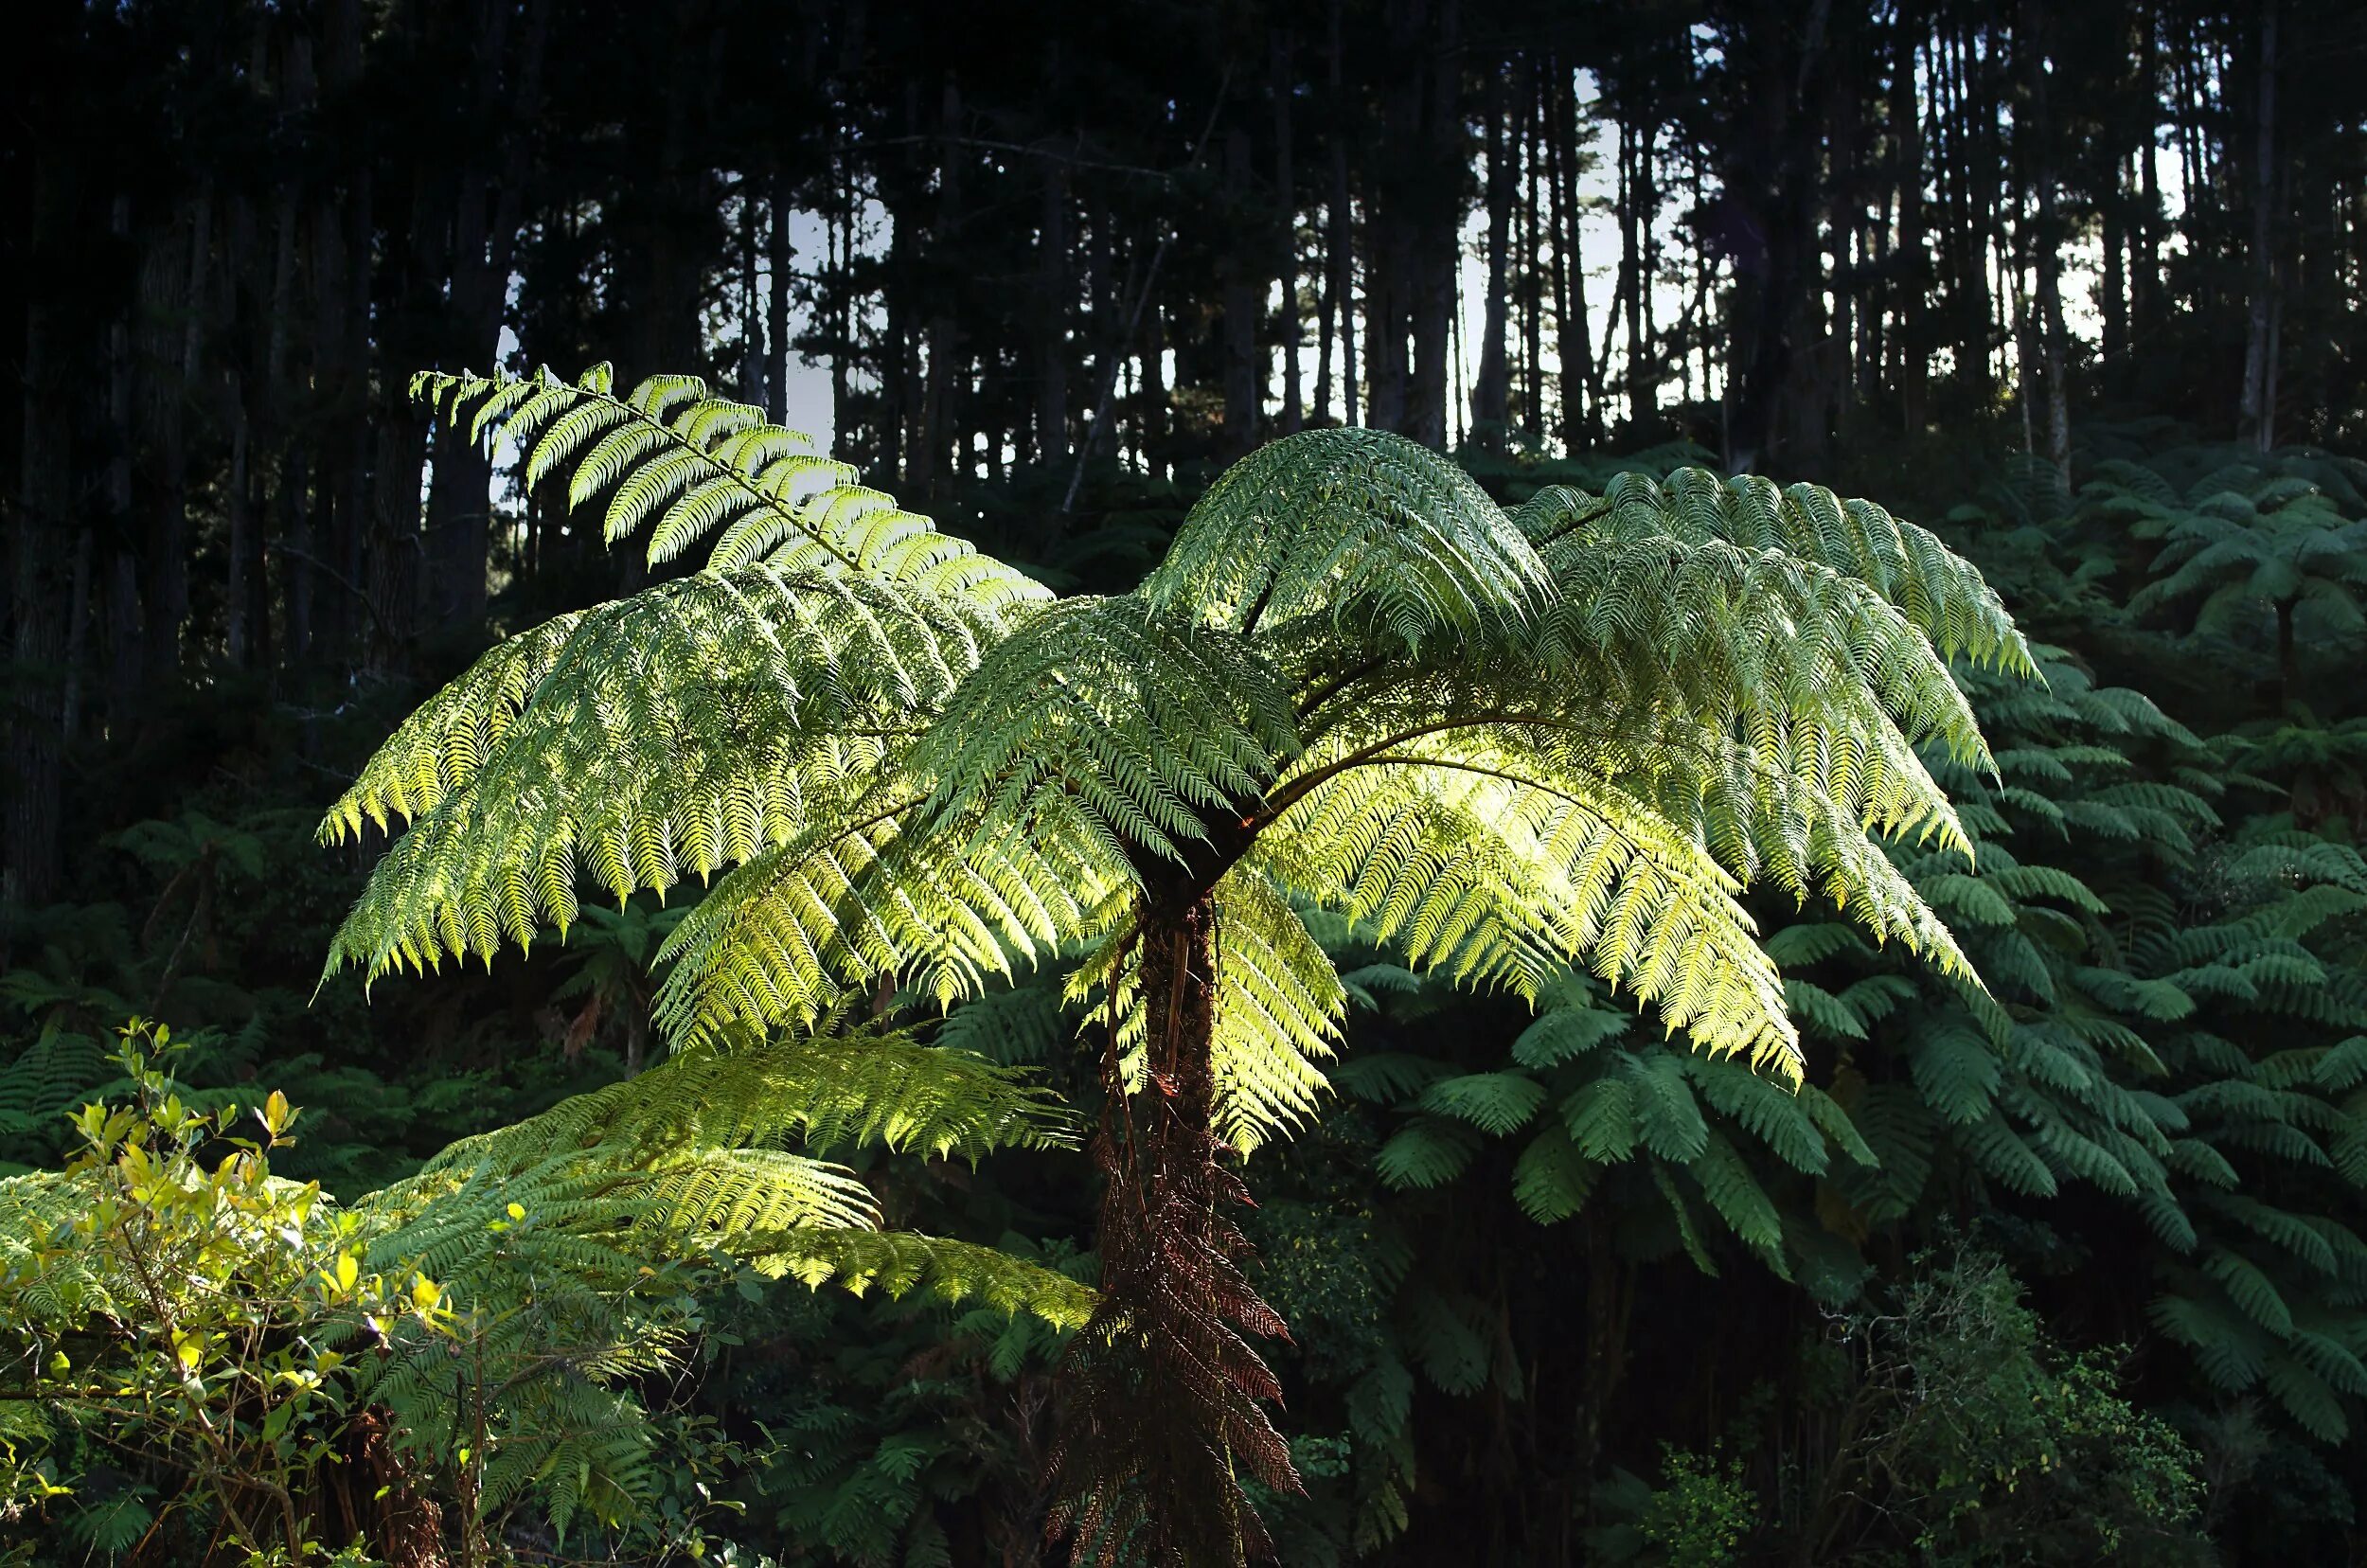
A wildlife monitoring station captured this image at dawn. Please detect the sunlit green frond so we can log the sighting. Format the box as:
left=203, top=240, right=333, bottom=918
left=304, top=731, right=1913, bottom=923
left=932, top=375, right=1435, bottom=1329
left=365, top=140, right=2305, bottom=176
left=411, top=365, right=1049, bottom=611
left=749, top=1227, right=1096, bottom=1330
left=391, top=1029, right=1077, bottom=1184
left=1206, top=869, right=1347, bottom=1149
left=322, top=568, right=1003, bottom=983
left=1255, top=752, right=1803, bottom=1078
left=1140, top=427, right=1549, bottom=650
left=1516, top=469, right=2033, bottom=673
left=908, top=596, right=1304, bottom=866
left=652, top=807, right=1130, bottom=1047
left=1536, top=530, right=1993, bottom=773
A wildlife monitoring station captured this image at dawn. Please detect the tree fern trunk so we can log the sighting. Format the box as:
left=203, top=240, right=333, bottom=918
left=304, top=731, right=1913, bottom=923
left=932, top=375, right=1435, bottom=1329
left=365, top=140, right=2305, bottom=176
left=1055, top=893, right=1295, bottom=1568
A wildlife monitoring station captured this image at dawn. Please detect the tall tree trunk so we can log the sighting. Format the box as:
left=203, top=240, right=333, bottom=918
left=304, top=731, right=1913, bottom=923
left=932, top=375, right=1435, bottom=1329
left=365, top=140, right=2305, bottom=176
left=739, top=178, right=769, bottom=409
left=916, top=80, right=963, bottom=503
left=2136, top=14, right=2162, bottom=341
left=1521, top=58, right=1545, bottom=443
left=1037, top=152, right=1072, bottom=469
left=425, top=0, right=546, bottom=634
left=1327, top=0, right=1359, bottom=427
left=769, top=170, right=794, bottom=427
left=1722, top=0, right=1834, bottom=469
left=2028, top=0, right=2073, bottom=485
left=8, top=152, right=72, bottom=914
left=1893, top=8, right=1929, bottom=429
left=1471, top=57, right=1513, bottom=450
left=140, top=183, right=209, bottom=693
left=1221, top=122, right=1261, bottom=457
left=1274, top=30, right=1303, bottom=436
left=2238, top=0, right=2279, bottom=451
left=1547, top=60, right=1593, bottom=448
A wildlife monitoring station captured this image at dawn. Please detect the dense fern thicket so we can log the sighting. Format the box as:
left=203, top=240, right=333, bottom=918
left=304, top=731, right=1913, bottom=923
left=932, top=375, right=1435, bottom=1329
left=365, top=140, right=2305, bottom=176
left=6, top=404, right=2367, bottom=1563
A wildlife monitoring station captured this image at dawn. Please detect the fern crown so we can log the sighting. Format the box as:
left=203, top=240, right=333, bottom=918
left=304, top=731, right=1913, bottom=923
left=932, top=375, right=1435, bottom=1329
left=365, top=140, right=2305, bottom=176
left=324, top=365, right=2029, bottom=1135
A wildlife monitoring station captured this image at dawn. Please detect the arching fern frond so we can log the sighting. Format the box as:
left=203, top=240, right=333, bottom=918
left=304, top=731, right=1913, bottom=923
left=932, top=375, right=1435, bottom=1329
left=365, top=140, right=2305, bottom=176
left=907, top=596, right=1305, bottom=867
left=1140, top=428, right=1549, bottom=651
left=1515, top=469, right=2033, bottom=674
left=322, top=567, right=1002, bottom=982
left=412, top=365, right=1049, bottom=610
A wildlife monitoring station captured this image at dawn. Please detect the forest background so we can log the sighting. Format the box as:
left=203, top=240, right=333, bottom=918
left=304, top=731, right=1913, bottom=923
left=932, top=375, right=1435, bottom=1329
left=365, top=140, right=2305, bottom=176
left=7, top=0, right=2367, bottom=1561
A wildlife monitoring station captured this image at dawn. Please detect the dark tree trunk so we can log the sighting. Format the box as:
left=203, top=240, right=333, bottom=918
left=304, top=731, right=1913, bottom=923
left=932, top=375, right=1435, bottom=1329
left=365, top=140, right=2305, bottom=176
left=1471, top=58, right=1513, bottom=450
left=1722, top=0, right=1834, bottom=470
left=1274, top=29, right=1303, bottom=436
left=769, top=170, right=794, bottom=427
left=1037, top=153, right=1072, bottom=469
left=2238, top=0, right=2279, bottom=450
left=1893, top=3, right=1929, bottom=428
left=1220, top=122, right=1261, bottom=458
left=426, top=0, right=546, bottom=634
left=1055, top=887, right=1296, bottom=1568
left=1328, top=11, right=1358, bottom=427
left=1406, top=0, right=1460, bottom=450
left=2027, top=0, right=2073, bottom=484
left=8, top=151, right=73, bottom=914
left=916, top=80, right=963, bottom=502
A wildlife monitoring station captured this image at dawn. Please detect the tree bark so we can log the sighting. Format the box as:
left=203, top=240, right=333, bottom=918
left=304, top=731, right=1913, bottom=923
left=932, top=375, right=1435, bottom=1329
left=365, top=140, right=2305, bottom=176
left=1220, top=122, right=1261, bottom=457
left=7, top=151, right=72, bottom=914
left=1036, top=152, right=1072, bottom=469
left=1327, top=0, right=1359, bottom=427
left=2238, top=0, right=2279, bottom=451
left=1471, top=58, right=1513, bottom=450
left=1055, top=886, right=1296, bottom=1567
left=1405, top=0, right=1461, bottom=450
left=1274, top=30, right=1303, bottom=436
left=2028, top=0, right=2073, bottom=485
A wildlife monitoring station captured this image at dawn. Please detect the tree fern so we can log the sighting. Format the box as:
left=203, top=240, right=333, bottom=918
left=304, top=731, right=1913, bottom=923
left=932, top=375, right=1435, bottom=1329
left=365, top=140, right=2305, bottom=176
left=334, top=373, right=2030, bottom=1565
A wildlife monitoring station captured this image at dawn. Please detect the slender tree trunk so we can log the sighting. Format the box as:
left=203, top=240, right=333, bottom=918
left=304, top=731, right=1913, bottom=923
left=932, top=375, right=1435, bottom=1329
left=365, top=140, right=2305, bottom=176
left=8, top=152, right=72, bottom=913
left=2028, top=0, right=2073, bottom=485
left=1406, top=0, right=1460, bottom=449
left=1221, top=122, right=1261, bottom=457
left=1471, top=58, right=1513, bottom=450
left=2137, top=15, right=2162, bottom=340
left=2238, top=0, right=2278, bottom=450
left=1037, top=152, right=1072, bottom=469
left=1328, top=19, right=1359, bottom=427
left=1547, top=61, right=1593, bottom=448
left=1274, top=30, right=1303, bottom=436
left=916, top=80, right=963, bottom=502
left=1894, top=10, right=1929, bottom=428
left=769, top=171, right=794, bottom=426
left=1520, top=60, right=1544, bottom=443
left=739, top=179, right=768, bottom=408
left=1314, top=213, right=1336, bottom=427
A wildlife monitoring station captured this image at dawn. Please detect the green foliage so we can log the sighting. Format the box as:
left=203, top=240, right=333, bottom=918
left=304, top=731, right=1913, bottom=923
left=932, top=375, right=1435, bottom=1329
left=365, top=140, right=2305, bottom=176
left=1802, top=1247, right=2210, bottom=1566
left=0, top=1021, right=1087, bottom=1562
left=1636, top=1446, right=1760, bottom=1568
left=28, top=402, right=2367, bottom=1563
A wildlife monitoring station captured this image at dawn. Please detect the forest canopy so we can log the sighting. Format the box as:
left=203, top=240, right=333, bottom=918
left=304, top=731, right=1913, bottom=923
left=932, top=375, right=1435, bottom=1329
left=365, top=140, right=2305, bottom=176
left=5, top=0, right=2367, bottom=1563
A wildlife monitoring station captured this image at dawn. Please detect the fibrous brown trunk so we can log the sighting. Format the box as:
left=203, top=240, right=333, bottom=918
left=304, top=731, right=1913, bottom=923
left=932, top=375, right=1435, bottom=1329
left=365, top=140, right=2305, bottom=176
left=1053, top=889, right=1295, bottom=1567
